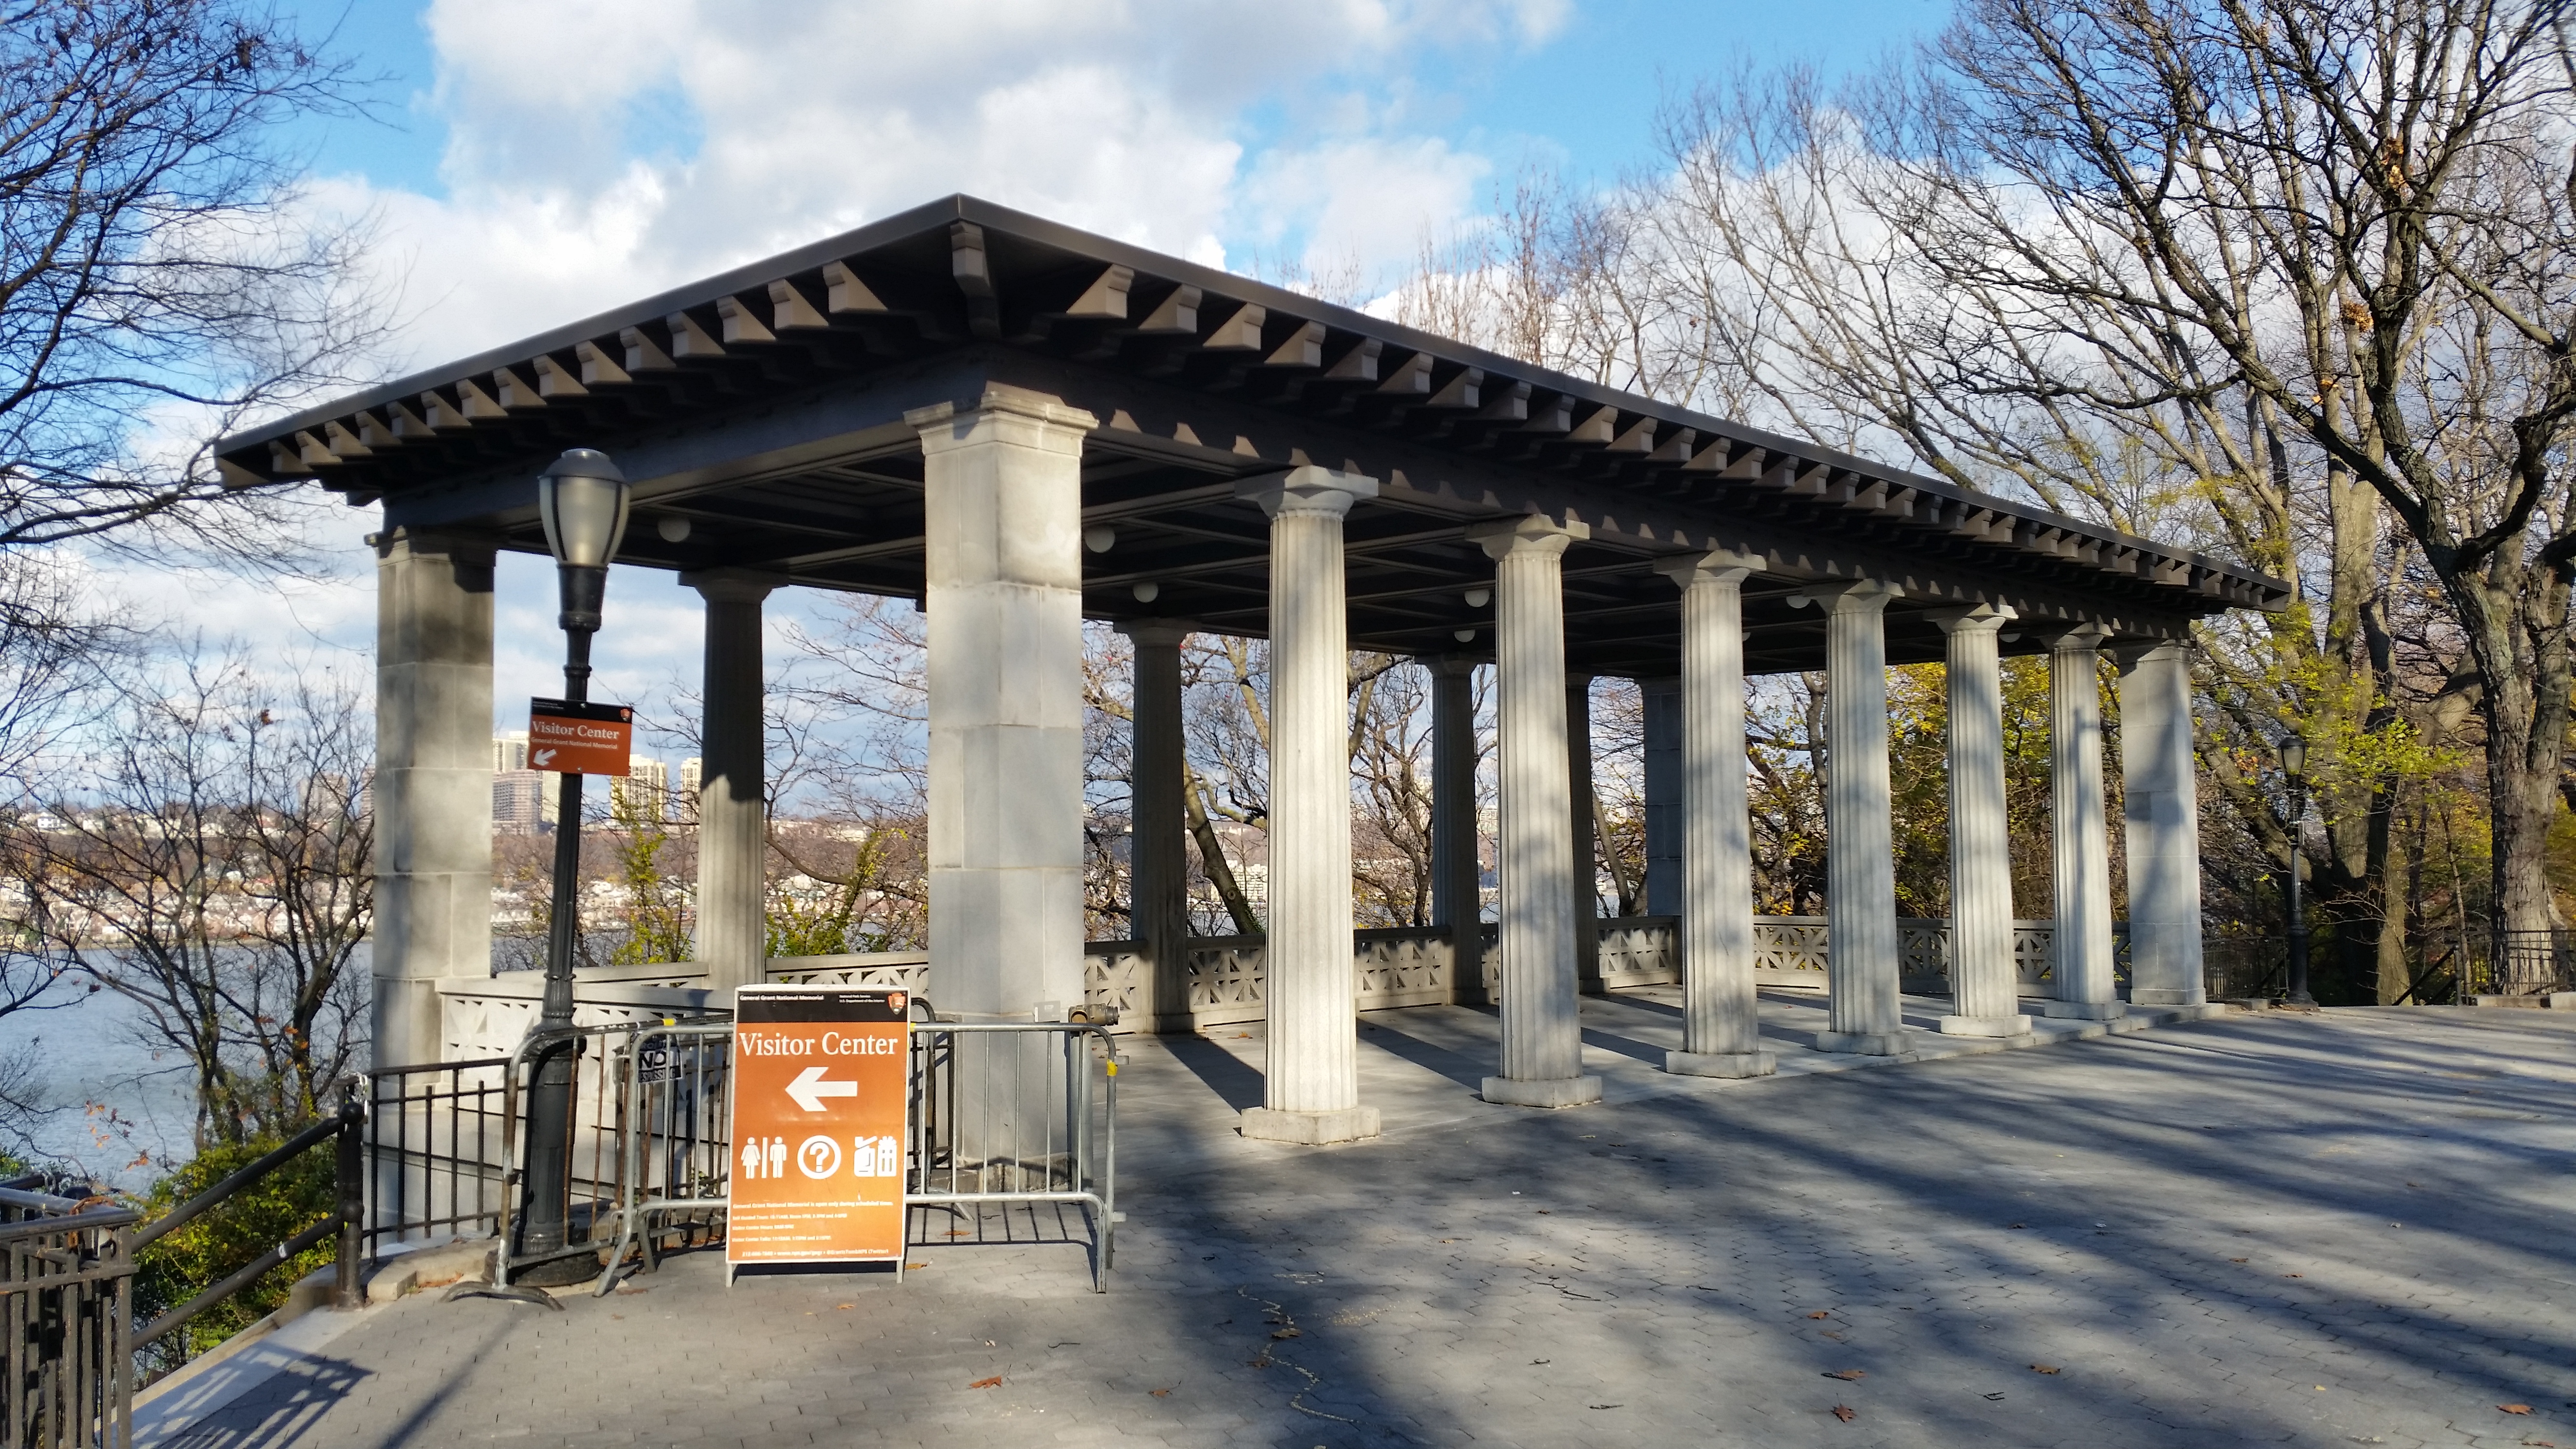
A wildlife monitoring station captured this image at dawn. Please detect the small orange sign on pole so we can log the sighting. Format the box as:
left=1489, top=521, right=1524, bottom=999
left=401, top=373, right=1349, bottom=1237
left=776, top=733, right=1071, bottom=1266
left=526, top=698, right=633, bottom=776
left=726, top=986, right=910, bottom=1281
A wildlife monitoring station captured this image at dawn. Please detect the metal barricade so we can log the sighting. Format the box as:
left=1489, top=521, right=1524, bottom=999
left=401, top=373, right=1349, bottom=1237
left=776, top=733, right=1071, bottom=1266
left=910, top=1022, right=1117, bottom=1293
left=1, top=1188, right=136, bottom=1449
left=479, top=1012, right=1117, bottom=1293
left=490, top=1021, right=675, bottom=1288
left=593, top=1020, right=735, bottom=1295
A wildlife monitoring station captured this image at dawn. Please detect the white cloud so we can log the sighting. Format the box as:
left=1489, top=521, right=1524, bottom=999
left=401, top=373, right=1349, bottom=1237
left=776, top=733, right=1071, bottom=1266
left=325, top=0, right=1560, bottom=366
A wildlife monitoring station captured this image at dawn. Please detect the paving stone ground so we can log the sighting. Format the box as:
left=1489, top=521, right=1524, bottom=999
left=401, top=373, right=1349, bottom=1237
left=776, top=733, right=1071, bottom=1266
left=148, top=1004, right=2576, bottom=1449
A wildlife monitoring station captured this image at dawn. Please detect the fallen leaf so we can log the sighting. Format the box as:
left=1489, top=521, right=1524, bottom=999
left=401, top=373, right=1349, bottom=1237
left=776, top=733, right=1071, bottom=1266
left=1536, top=1209, right=1551, bottom=1214
left=1825, top=1369, right=1866, bottom=1381
left=969, top=1376, right=1002, bottom=1389
left=835, top=1304, right=853, bottom=1311
left=2229, top=1257, right=2249, bottom=1263
left=1982, top=1392, right=2006, bottom=1401
left=904, top=1262, right=929, bottom=1269
left=2031, top=1364, right=2061, bottom=1375
left=1271, top=1328, right=1301, bottom=1340
left=1149, top=1388, right=1172, bottom=1398
left=1831, top=1405, right=1856, bottom=1422
left=1530, top=1359, right=1550, bottom=1366
left=1246, top=1357, right=1270, bottom=1369
left=1589, top=1403, right=1623, bottom=1410
left=2502, top=1405, right=2534, bottom=1415
left=1807, top=1311, right=1831, bottom=1320
left=2283, top=1273, right=2303, bottom=1278
left=2007, top=1223, right=2027, bottom=1230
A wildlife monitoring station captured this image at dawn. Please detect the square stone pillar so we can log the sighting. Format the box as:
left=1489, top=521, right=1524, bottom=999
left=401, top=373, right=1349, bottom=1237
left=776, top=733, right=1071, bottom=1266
left=2120, top=641, right=2207, bottom=1006
left=2042, top=624, right=2124, bottom=1019
left=907, top=386, right=1097, bottom=1024
left=1569, top=674, right=1601, bottom=991
left=1641, top=676, right=1682, bottom=917
left=1238, top=467, right=1381, bottom=1145
left=1117, top=619, right=1196, bottom=1030
left=1929, top=606, right=2032, bottom=1038
left=1802, top=580, right=1908, bottom=1055
left=1428, top=654, right=1488, bottom=1006
left=372, top=528, right=496, bottom=1070
left=682, top=569, right=780, bottom=991
left=1469, top=515, right=1602, bottom=1110
left=1656, top=553, right=1775, bottom=1078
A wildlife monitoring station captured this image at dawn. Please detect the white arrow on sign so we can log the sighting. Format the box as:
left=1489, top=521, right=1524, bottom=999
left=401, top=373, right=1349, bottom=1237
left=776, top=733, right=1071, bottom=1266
left=784, top=1065, right=857, bottom=1112
left=531, top=747, right=557, bottom=767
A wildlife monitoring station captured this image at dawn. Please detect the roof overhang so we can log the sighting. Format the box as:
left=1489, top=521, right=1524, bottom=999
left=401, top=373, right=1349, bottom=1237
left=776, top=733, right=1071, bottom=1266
left=216, top=194, right=2287, bottom=675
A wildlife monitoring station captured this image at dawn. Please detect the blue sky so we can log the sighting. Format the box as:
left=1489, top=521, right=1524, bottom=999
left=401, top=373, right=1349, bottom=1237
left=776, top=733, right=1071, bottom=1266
left=182, top=0, right=1951, bottom=748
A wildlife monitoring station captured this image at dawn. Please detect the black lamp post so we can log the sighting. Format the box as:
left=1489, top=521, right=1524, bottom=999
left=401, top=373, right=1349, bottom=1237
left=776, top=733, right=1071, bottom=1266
left=2279, top=732, right=2315, bottom=1007
left=516, top=448, right=629, bottom=1285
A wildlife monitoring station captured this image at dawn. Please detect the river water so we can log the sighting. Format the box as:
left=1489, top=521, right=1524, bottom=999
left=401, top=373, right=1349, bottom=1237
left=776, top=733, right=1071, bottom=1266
left=1, top=943, right=382, bottom=1190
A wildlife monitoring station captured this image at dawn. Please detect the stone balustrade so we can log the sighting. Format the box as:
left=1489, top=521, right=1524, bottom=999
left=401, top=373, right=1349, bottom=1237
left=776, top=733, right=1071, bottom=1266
left=439, top=918, right=2122, bottom=1057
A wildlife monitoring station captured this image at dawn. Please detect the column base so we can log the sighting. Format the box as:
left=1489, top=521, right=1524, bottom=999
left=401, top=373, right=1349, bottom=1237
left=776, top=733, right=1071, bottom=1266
left=1812, top=1030, right=1908, bottom=1056
left=1240, top=1106, right=1382, bottom=1145
left=1480, top=1076, right=1604, bottom=1109
left=2127, top=989, right=2206, bottom=1007
left=2034, top=1000, right=2126, bottom=1020
left=1936, top=1014, right=2033, bottom=1038
left=1665, top=1050, right=1776, bottom=1079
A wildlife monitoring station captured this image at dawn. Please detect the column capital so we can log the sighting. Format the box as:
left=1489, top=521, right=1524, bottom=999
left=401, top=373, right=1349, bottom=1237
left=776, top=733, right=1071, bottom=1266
left=2041, top=621, right=2113, bottom=651
left=1423, top=652, right=1482, bottom=679
left=679, top=567, right=785, bottom=605
left=1467, top=512, right=1588, bottom=559
left=2114, top=637, right=2193, bottom=667
left=1652, top=548, right=1763, bottom=590
left=1787, top=577, right=1900, bottom=613
left=1924, top=602, right=2016, bottom=635
left=1236, top=465, right=1378, bottom=520
left=906, top=385, right=1098, bottom=448
left=370, top=526, right=499, bottom=566
left=1114, top=618, right=1198, bottom=647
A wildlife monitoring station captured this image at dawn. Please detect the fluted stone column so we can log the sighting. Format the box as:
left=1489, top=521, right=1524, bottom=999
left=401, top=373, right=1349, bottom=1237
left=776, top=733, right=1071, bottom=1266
left=2043, top=624, right=2124, bottom=1019
left=1239, top=467, right=1381, bottom=1144
left=1657, top=553, right=1774, bottom=1078
left=1569, top=675, right=1602, bottom=991
left=1469, top=515, right=1601, bottom=1109
left=1642, top=676, right=1682, bottom=917
left=684, top=569, right=780, bottom=991
left=1805, top=580, right=1908, bottom=1054
left=373, top=529, right=496, bottom=1070
left=1929, top=606, right=2031, bottom=1037
left=1118, top=619, right=1194, bottom=1030
left=908, top=386, right=1097, bottom=1026
left=2120, top=641, right=2207, bottom=1006
left=1429, top=654, right=1488, bottom=1006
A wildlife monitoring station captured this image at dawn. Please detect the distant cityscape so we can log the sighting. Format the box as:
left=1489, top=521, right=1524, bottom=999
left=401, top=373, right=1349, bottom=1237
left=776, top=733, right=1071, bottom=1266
left=491, top=731, right=696, bottom=834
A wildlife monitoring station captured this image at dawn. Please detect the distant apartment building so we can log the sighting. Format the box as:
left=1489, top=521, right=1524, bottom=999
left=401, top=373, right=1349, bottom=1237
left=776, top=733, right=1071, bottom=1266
left=612, top=757, right=671, bottom=822
left=493, top=731, right=529, bottom=773
left=493, top=770, right=558, bottom=833
left=679, top=757, right=702, bottom=803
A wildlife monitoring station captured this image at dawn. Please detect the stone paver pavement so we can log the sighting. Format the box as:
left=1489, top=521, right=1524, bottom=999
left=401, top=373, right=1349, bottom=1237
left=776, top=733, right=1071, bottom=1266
left=150, top=1005, right=2576, bottom=1448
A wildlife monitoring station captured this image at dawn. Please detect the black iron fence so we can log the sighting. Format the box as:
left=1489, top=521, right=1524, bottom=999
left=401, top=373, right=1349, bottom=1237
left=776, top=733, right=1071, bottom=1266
left=362, top=1058, right=510, bottom=1252
left=2, top=1185, right=135, bottom=1449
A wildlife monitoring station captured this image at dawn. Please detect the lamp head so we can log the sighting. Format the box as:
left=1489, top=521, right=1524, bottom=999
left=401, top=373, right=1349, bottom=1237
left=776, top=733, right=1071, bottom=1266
left=2279, top=732, right=2306, bottom=780
left=537, top=449, right=630, bottom=571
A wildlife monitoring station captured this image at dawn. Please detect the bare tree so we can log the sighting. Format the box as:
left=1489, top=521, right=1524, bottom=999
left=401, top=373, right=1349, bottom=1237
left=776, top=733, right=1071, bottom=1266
left=5, top=644, right=370, bottom=1150
left=1901, top=0, right=2576, bottom=943
left=2, top=0, right=383, bottom=555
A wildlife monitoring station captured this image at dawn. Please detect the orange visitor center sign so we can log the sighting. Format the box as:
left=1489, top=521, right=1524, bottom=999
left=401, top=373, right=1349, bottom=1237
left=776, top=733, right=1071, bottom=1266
left=726, top=985, right=910, bottom=1277
left=526, top=698, right=633, bottom=776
